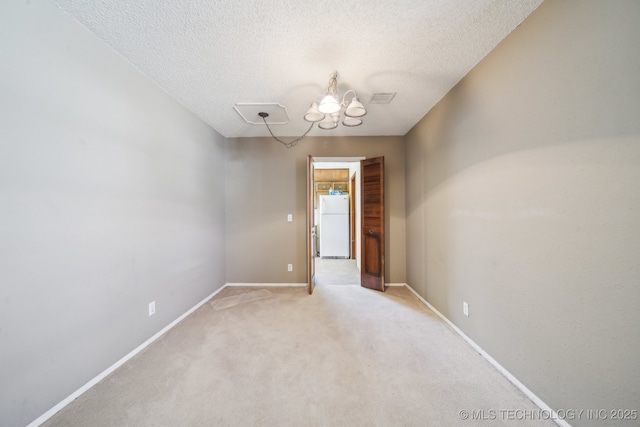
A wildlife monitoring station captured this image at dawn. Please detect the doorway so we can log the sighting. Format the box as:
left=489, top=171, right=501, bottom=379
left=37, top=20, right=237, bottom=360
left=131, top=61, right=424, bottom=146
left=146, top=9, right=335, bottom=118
left=311, top=158, right=364, bottom=287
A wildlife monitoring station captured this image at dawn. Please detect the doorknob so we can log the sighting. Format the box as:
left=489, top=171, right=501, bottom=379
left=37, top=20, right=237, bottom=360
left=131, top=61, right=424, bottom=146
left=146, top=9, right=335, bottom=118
left=368, top=229, right=374, bottom=234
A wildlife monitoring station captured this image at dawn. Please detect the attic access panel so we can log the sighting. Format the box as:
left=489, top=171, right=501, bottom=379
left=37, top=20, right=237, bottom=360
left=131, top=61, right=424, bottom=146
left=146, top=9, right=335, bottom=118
left=233, top=103, right=290, bottom=125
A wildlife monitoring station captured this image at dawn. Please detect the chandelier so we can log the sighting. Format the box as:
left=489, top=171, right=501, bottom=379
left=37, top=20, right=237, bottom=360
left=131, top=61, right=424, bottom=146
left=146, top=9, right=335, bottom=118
left=304, top=71, right=367, bottom=129
left=259, top=71, right=367, bottom=148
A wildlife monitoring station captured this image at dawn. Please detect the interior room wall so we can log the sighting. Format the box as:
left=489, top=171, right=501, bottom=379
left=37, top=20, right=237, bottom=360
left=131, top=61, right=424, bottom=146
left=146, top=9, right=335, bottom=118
left=0, top=2, right=226, bottom=426
left=404, top=0, right=640, bottom=422
left=225, top=136, right=405, bottom=284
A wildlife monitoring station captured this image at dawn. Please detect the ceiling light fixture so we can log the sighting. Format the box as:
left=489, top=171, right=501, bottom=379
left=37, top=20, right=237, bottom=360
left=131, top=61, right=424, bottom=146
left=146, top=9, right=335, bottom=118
left=259, top=71, right=367, bottom=148
left=308, top=71, right=367, bottom=126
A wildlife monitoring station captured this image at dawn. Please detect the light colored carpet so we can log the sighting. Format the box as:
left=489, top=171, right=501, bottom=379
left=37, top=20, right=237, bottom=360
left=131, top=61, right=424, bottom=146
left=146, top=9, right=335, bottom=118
left=43, top=286, right=555, bottom=426
left=314, top=257, right=360, bottom=286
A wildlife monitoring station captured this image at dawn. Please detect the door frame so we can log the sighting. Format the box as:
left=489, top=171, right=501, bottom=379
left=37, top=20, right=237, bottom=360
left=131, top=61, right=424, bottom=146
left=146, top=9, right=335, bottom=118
left=307, top=157, right=365, bottom=289
left=307, top=155, right=315, bottom=294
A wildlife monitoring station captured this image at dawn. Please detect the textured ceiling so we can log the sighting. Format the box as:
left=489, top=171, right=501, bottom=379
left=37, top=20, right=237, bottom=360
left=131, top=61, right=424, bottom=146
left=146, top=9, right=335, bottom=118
left=51, top=0, right=543, bottom=138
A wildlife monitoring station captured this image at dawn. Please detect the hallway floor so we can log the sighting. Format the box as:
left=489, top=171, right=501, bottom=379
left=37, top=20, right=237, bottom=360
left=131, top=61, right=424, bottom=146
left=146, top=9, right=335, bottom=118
left=314, top=257, right=360, bottom=286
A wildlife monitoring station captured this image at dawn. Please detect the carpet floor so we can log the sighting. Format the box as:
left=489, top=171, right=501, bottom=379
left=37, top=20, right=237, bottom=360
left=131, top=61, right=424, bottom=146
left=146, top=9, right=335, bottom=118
left=43, top=285, right=555, bottom=426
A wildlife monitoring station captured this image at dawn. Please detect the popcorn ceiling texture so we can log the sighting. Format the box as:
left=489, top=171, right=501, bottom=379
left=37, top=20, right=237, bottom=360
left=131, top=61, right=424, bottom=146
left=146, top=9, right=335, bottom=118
left=51, top=0, right=543, bottom=138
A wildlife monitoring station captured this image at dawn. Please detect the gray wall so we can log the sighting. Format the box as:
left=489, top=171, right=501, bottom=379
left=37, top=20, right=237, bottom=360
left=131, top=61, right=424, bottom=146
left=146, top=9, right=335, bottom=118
left=404, top=0, right=640, bottom=423
left=0, top=2, right=226, bottom=426
left=226, top=136, right=406, bottom=284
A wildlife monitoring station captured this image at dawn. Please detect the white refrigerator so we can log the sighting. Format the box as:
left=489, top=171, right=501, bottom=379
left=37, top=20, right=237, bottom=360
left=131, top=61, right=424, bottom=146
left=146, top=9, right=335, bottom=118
left=319, top=195, right=350, bottom=258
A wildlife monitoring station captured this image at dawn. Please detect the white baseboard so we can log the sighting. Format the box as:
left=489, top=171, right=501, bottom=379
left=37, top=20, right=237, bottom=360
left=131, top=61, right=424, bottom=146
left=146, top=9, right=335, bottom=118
left=225, top=282, right=404, bottom=288
left=226, top=282, right=307, bottom=287
left=228, top=282, right=404, bottom=288
left=27, top=284, right=228, bottom=427
left=403, top=283, right=570, bottom=427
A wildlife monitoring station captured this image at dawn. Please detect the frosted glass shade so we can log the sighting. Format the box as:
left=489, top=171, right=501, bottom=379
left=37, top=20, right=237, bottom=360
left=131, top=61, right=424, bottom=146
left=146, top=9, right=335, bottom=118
left=318, top=113, right=339, bottom=130
left=318, top=94, right=340, bottom=114
left=345, top=96, right=366, bottom=117
left=304, top=102, right=325, bottom=122
left=342, top=117, right=362, bottom=127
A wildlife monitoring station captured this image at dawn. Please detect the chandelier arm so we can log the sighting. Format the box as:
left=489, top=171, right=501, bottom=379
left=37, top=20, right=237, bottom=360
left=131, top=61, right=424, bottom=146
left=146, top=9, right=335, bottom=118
left=261, top=116, right=314, bottom=149
left=341, top=89, right=357, bottom=106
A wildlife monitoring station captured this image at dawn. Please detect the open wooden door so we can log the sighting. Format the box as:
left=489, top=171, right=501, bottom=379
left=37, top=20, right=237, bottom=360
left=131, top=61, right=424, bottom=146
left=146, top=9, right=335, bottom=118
left=361, top=157, right=385, bottom=292
left=307, top=155, right=316, bottom=294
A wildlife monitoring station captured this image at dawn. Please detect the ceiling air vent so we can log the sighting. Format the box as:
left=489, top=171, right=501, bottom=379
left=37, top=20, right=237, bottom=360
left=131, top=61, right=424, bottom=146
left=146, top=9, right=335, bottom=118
left=369, top=93, right=396, bottom=104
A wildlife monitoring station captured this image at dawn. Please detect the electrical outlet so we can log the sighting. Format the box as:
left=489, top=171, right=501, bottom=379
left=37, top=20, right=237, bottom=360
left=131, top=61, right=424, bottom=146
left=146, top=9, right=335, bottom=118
left=287, top=214, right=293, bottom=222
left=463, top=301, right=469, bottom=317
left=149, top=301, right=156, bottom=316
left=287, top=264, right=293, bottom=272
